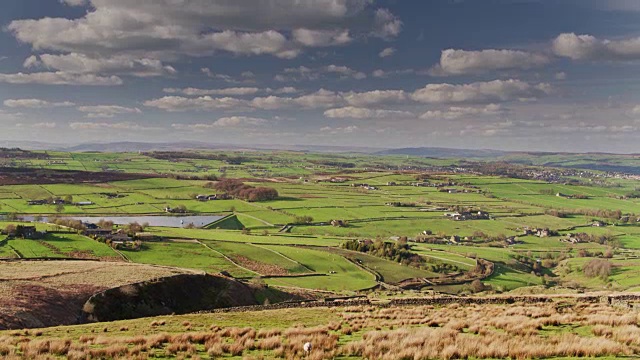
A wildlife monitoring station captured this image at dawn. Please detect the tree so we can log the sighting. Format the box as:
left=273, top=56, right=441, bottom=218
left=64, top=195, right=73, bottom=204
left=583, top=259, right=612, bottom=280
left=470, top=279, right=486, bottom=293
left=3, top=224, right=16, bottom=235
left=55, top=203, right=65, bottom=214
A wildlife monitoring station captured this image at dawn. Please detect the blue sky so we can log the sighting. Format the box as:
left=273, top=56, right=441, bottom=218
left=1, top=0, right=640, bottom=152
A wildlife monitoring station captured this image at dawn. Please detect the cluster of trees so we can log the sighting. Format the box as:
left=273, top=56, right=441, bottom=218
left=342, top=238, right=426, bottom=269
left=294, top=215, right=314, bottom=225
left=308, top=160, right=356, bottom=168
left=169, top=173, right=218, bottom=181
left=583, top=259, right=612, bottom=280
left=212, top=179, right=279, bottom=202
left=546, top=208, right=624, bottom=220
left=144, top=151, right=247, bottom=164
left=49, top=217, right=86, bottom=231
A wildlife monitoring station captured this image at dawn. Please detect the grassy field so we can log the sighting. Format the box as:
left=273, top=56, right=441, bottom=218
left=1, top=149, right=639, bottom=295
left=261, top=245, right=378, bottom=292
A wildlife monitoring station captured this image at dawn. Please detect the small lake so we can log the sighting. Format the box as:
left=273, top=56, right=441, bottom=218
left=17, top=215, right=224, bottom=228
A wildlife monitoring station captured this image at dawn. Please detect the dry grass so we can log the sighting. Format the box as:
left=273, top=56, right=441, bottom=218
left=2, top=299, right=640, bottom=359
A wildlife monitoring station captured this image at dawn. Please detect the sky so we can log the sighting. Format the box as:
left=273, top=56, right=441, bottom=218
left=1, top=0, right=640, bottom=153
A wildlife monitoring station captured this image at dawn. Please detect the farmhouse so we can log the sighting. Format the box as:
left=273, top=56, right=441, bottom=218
left=83, top=228, right=113, bottom=237
left=331, top=219, right=346, bottom=227
left=75, top=201, right=93, bottom=206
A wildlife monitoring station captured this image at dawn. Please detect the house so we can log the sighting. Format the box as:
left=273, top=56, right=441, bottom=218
left=84, top=222, right=99, bottom=230
left=83, top=228, right=113, bottom=237
left=450, top=235, right=460, bottom=243
left=15, top=225, right=41, bottom=239
left=331, top=219, right=346, bottom=227
left=75, top=201, right=93, bottom=206
left=448, top=189, right=458, bottom=194
left=592, top=220, right=605, bottom=227
left=52, top=199, right=66, bottom=205
left=27, top=199, right=48, bottom=205
left=196, top=195, right=208, bottom=201
left=387, top=182, right=397, bottom=186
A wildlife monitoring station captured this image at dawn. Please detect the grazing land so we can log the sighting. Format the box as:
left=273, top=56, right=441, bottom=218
left=0, top=148, right=639, bottom=357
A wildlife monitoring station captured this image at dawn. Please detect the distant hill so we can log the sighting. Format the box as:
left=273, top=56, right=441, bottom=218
left=376, top=147, right=510, bottom=159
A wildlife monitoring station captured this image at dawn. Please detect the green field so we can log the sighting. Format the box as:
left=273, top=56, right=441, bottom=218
left=1, top=149, right=639, bottom=294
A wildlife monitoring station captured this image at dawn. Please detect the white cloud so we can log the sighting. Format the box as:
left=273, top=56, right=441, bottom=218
left=276, top=64, right=366, bottom=82
left=4, top=99, right=75, bottom=109
left=324, top=106, right=413, bottom=119
left=213, top=116, right=268, bottom=127
left=270, top=86, right=299, bottom=94
left=325, top=65, right=366, bottom=79
left=372, top=8, right=402, bottom=39
left=60, top=0, right=86, bottom=5
left=292, top=28, right=352, bottom=47
left=172, top=116, right=268, bottom=130
left=69, top=121, right=148, bottom=130
left=163, top=87, right=260, bottom=96
left=31, top=53, right=176, bottom=77
left=32, top=122, right=57, bottom=129
left=0, top=72, right=122, bottom=86
left=342, top=90, right=407, bottom=107
left=76, top=105, right=142, bottom=118
left=552, top=33, right=640, bottom=61
left=371, top=68, right=415, bottom=78
left=320, top=125, right=359, bottom=134
left=419, top=104, right=504, bottom=120
left=411, top=79, right=552, bottom=104
left=555, top=72, right=567, bottom=80
left=429, top=49, right=551, bottom=76
left=23, top=55, right=41, bottom=68
left=7, top=0, right=396, bottom=63
left=144, top=96, right=248, bottom=112
left=378, top=47, right=396, bottom=58
left=15, top=122, right=58, bottom=129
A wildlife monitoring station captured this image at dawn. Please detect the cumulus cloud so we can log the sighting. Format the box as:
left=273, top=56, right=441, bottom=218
left=0, top=72, right=123, bottom=86
left=163, top=87, right=260, bottom=96
left=342, top=90, right=407, bottom=107
left=379, top=47, right=396, bottom=58
left=411, top=79, right=552, bottom=104
left=429, top=49, right=551, bottom=76
left=76, top=105, right=142, bottom=118
left=15, top=122, right=58, bottom=129
left=372, top=8, right=402, bottom=39
left=292, top=28, right=352, bottom=47
left=213, top=116, right=268, bottom=127
left=69, top=121, right=148, bottom=130
left=419, top=104, right=504, bottom=120
left=276, top=65, right=366, bottom=82
left=23, top=55, right=41, bottom=68
left=7, top=0, right=399, bottom=64
left=555, top=72, right=567, bottom=80
left=144, top=96, right=249, bottom=112
left=324, top=106, right=413, bottom=119
left=172, top=116, right=268, bottom=130
left=28, top=53, right=176, bottom=77
left=60, top=0, right=86, bottom=5
left=4, top=99, right=75, bottom=109
left=320, top=125, right=359, bottom=134
left=552, top=33, right=640, bottom=61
